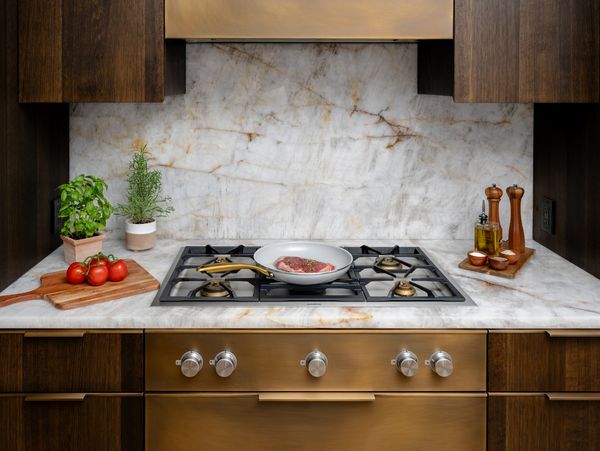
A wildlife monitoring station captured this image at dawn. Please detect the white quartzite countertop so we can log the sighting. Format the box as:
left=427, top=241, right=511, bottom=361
left=0, top=239, right=599, bottom=329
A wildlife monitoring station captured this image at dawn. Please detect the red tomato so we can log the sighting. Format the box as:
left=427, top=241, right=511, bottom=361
left=87, top=265, right=109, bottom=286
left=108, top=260, right=128, bottom=282
left=66, top=262, right=87, bottom=284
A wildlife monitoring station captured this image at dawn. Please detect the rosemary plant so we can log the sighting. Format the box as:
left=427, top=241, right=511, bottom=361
left=114, top=145, right=174, bottom=224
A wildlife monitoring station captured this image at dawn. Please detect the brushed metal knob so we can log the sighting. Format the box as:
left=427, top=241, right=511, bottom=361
left=210, top=351, right=237, bottom=378
left=176, top=351, right=203, bottom=378
left=301, top=351, right=328, bottom=378
left=392, top=350, right=419, bottom=377
left=427, top=351, right=453, bottom=378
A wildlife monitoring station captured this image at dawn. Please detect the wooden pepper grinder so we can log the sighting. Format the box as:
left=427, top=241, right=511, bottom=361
left=506, top=184, right=525, bottom=254
left=485, top=184, right=503, bottom=242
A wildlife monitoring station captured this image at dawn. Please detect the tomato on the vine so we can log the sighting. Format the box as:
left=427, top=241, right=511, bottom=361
left=66, top=262, right=87, bottom=284
left=87, top=264, right=109, bottom=286
left=107, top=260, right=128, bottom=282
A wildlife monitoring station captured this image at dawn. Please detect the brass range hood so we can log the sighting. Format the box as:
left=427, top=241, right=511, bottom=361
left=165, top=0, right=453, bottom=41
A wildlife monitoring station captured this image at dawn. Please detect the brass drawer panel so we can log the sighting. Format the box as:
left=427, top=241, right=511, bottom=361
left=146, top=330, right=486, bottom=392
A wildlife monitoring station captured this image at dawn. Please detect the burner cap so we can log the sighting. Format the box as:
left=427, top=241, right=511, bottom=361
left=394, top=279, right=416, bottom=297
left=200, top=281, right=231, bottom=298
left=376, top=256, right=403, bottom=270
left=214, top=256, right=232, bottom=264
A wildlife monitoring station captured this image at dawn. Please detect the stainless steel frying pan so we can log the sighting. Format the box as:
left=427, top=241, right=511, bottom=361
left=196, top=241, right=353, bottom=285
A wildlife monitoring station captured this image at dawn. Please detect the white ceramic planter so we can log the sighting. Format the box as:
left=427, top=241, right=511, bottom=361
left=126, top=219, right=157, bottom=251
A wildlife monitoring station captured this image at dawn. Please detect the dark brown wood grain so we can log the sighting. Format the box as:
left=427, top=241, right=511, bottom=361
left=1, top=0, right=69, bottom=291
left=18, top=0, right=185, bottom=102
left=417, top=40, right=454, bottom=96
left=455, top=0, right=600, bottom=102
left=489, top=332, right=600, bottom=392
left=0, top=332, right=143, bottom=393
left=533, top=104, right=600, bottom=278
left=0, top=395, right=143, bottom=451
left=488, top=395, right=600, bottom=451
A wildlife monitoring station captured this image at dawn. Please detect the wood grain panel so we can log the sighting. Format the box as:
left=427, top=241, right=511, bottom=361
left=1, top=0, right=68, bottom=291
left=0, top=395, right=143, bottom=451
left=18, top=0, right=63, bottom=102
left=488, top=394, right=600, bottom=451
left=533, top=104, right=600, bottom=278
left=0, top=332, right=143, bottom=393
left=489, top=332, right=600, bottom=392
left=455, top=0, right=599, bottom=102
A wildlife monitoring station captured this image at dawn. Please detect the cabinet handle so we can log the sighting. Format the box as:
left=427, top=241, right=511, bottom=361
left=546, top=330, right=600, bottom=338
left=546, top=393, right=600, bottom=402
left=25, top=393, right=87, bottom=402
left=24, top=330, right=86, bottom=338
left=258, top=393, right=375, bottom=402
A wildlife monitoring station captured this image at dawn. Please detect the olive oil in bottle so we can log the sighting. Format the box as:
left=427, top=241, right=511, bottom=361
left=474, top=200, right=500, bottom=256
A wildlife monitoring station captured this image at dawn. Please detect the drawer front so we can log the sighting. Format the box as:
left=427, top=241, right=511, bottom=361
left=147, top=393, right=486, bottom=451
left=488, top=394, right=600, bottom=451
left=146, top=331, right=487, bottom=392
left=0, top=330, right=144, bottom=393
left=489, top=331, right=600, bottom=391
left=0, top=394, right=144, bottom=451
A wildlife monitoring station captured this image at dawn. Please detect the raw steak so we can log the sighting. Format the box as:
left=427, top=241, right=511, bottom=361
left=274, top=256, right=336, bottom=273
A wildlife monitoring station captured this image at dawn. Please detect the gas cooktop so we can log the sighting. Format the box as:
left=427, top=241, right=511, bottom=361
left=152, top=245, right=474, bottom=306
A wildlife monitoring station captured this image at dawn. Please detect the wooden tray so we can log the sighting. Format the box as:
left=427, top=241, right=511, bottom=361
left=0, top=260, right=160, bottom=309
left=458, top=248, right=535, bottom=279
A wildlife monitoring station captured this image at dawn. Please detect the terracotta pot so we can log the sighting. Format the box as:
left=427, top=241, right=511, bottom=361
left=61, top=233, right=105, bottom=263
left=126, top=219, right=157, bottom=251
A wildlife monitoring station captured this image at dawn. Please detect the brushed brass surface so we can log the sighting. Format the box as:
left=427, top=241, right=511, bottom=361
left=146, top=392, right=486, bottom=451
left=545, top=393, right=600, bottom=401
left=257, top=392, right=376, bottom=402
left=197, top=263, right=273, bottom=277
left=146, top=331, right=486, bottom=392
left=546, top=330, right=600, bottom=338
left=165, top=0, right=453, bottom=40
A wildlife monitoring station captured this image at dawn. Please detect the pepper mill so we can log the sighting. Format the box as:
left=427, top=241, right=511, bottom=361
left=485, top=184, right=503, bottom=242
left=506, top=184, right=525, bottom=254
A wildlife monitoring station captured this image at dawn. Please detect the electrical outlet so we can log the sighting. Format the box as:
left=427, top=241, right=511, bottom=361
left=52, top=197, right=63, bottom=235
left=541, top=197, right=555, bottom=234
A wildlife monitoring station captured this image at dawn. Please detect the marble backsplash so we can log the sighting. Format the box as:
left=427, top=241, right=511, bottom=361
left=71, top=44, right=533, bottom=240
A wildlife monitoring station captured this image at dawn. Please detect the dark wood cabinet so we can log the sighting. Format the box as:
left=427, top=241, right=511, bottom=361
left=488, top=394, right=600, bottom=451
left=419, top=0, right=600, bottom=103
left=19, top=0, right=185, bottom=103
left=0, top=394, right=144, bottom=451
left=0, top=331, right=144, bottom=393
left=488, top=331, right=600, bottom=392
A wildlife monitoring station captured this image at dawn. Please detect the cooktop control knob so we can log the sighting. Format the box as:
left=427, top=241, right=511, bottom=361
left=427, top=351, right=454, bottom=377
left=301, top=351, right=328, bottom=378
left=176, top=351, right=203, bottom=378
left=392, top=350, right=419, bottom=377
left=210, top=351, right=238, bottom=378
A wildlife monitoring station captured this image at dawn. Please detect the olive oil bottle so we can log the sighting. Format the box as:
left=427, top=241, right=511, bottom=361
left=474, top=200, right=500, bottom=256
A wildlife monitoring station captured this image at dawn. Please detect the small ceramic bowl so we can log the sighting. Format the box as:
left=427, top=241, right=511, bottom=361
left=500, top=249, right=520, bottom=265
left=468, top=251, right=488, bottom=266
left=489, top=256, right=509, bottom=271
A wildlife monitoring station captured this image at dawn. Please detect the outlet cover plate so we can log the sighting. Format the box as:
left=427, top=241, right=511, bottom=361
left=541, top=197, right=555, bottom=234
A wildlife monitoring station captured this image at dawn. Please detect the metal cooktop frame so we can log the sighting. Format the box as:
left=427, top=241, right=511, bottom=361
left=152, top=245, right=474, bottom=307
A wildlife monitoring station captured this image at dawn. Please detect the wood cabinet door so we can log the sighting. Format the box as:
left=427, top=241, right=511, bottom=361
left=0, top=331, right=144, bottom=393
left=488, top=331, right=600, bottom=392
left=0, top=394, right=143, bottom=451
left=488, top=394, right=600, bottom=451
left=19, top=0, right=169, bottom=102
left=454, top=0, right=600, bottom=103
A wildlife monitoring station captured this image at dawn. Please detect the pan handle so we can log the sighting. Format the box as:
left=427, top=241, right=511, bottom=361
left=196, top=263, right=274, bottom=278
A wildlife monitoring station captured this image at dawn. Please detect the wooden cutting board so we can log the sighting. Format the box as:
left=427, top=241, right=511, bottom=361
left=0, top=260, right=160, bottom=310
left=458, top=247, right=535, bottom=279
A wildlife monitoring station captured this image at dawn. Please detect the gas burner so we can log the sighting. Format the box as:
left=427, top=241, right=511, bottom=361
left=199, top=281, right=231, bottom=298
left=393, top=279, right=416, bottom=297
left=375, top=256, right=403, bottom=271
